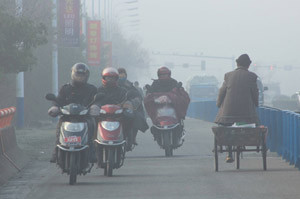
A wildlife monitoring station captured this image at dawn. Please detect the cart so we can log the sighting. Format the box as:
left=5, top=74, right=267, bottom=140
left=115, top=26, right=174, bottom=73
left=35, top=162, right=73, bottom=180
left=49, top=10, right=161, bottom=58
left=212, top=126, right=268, bottom=171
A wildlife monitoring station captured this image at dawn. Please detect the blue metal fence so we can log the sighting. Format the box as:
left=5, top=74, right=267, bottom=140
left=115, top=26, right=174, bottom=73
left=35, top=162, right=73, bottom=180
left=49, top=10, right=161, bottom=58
left=187, top=101, right=300, bottom=169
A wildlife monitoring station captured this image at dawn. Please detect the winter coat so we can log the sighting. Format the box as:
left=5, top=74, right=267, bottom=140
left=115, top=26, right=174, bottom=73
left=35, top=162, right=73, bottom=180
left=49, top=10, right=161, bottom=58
left=118, top=80, right=149, bottom=132
left=147, top=78, right=179, bottom=94
left=214, top=66, right=259, bottom=124
left=54, top=83, right=97, bottom=107
left=95, top=86, right=127, bottom=106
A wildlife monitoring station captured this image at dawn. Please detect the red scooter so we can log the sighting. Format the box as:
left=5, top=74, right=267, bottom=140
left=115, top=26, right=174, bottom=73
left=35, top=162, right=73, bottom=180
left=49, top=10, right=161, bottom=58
left=146, top=94, right=185, bottom=157
left=95, top=104, right=133, bottom=176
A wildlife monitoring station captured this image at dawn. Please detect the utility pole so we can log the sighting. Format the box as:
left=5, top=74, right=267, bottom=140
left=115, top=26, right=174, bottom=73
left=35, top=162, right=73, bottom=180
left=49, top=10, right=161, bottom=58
left=52, top=0, right=58, bottom=97
left=15, top=0, right=24, bottom=128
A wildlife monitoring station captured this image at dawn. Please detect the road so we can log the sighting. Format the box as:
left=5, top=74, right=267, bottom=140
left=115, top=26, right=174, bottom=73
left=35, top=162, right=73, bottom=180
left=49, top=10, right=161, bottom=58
left=0, top=118, right=300, bottom=199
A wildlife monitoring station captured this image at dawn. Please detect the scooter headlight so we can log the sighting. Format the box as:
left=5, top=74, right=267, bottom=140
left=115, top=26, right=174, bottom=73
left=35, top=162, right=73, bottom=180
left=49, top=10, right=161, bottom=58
left=63, top=122, right=85, bottom=132
left=79, top=109, right=88, bottom=115
left=115, top=109, right=123, bottom=114
left=100, top=109, right=107, bottom=114
left=101, top=121, right=120, bottom=131
left=61, top=108, right=70, bottom=115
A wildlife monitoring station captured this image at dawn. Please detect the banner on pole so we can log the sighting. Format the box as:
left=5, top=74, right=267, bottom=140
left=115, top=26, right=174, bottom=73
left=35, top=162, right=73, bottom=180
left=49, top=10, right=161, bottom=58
left=103, top=41, right=112, bottom=68
left=87, top=20, right=101, bottom=66
left=58, top=0, right=80, bottom=47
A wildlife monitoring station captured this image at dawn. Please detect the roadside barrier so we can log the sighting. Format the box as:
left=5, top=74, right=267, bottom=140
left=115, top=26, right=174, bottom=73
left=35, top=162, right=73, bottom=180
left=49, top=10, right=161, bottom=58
left=187, top=101, right=300, bottom=170
left=0, top=107, right=27, bottom=185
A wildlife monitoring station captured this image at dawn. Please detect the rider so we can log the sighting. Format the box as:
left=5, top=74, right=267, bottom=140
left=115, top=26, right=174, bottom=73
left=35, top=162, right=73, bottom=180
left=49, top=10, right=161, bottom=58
left=93, top=67, right=137, bottom=151
left=147, top=66, right=180, bottom=94
left=215, top=54, right=259, bottom=163
left=145, top=66, right=188, bottom=141
left=133, top=81, right=144, bottom=99
left=48, top=63, right=97, bottom=163
left=117, top=68, right=148, bottom=146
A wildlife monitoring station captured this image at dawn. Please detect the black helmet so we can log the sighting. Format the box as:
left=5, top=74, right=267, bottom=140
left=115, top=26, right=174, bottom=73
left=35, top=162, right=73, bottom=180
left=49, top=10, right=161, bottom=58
left=71, top=63, right=90, bottom=85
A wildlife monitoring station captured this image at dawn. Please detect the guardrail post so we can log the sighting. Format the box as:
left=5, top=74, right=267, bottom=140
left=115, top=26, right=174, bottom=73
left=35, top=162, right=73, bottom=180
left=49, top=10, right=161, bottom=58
left=269, top=109, right=277, bottom=152
left=296, top=115, right=300, bottom=169
left=276, top=110, right=283, bottom=156
left=289, top=113, right=295, bottom=164
left=282, top=111, right=288, bottom=161
left=265, top=108, right=271, bottom=150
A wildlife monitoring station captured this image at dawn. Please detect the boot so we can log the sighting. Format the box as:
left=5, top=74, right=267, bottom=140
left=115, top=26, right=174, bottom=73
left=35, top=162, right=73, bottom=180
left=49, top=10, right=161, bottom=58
left=132, top=129, right=138, bottom=146
left=225, top=146, right=234, bottom=163
left=50, top=147, right=57, bottom=163
left=89, top=143, right=97, bottom=163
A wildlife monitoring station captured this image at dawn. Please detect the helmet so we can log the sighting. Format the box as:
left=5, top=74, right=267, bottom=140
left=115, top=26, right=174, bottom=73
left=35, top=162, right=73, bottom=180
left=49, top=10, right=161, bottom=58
left=102, top=67, right=119, bottom=87
left=71, top=63, right=90, bottom=85
left=157, top=66, right=171, bottom=79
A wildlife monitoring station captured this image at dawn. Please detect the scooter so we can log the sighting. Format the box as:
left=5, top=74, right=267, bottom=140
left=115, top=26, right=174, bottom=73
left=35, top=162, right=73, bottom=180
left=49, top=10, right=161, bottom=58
left=46, top=93, right=96, bottom=185
left=150, top=94, right=185, bottom=157
left=95, top=104, right=133, bottom=176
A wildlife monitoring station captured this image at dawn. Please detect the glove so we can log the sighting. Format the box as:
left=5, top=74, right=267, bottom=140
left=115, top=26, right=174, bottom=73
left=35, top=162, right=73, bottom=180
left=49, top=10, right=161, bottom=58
left=123, top=101, right=133, bottom=111
left=131, top=97, right=142, bottom=110
left=48, top=106, right=59, bottom=117
left=89, top=104, right=100, bottom=116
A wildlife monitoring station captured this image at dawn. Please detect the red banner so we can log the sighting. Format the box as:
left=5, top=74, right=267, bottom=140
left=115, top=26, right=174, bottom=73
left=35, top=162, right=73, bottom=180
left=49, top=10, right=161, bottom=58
left=87, top=20, right=101, bottom=66
left=103, top=41, right=112, bottom=68
left=58, top=0, right=80, bottom=47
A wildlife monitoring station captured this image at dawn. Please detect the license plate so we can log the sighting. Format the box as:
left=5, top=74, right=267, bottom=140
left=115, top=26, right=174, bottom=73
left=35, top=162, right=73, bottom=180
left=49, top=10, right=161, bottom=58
left=64, top=136, right=81, bottom=143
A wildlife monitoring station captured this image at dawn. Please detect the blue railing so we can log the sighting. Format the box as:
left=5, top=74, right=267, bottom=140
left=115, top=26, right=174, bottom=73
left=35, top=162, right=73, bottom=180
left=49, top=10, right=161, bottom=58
left=187, top=101, right=300, bottom=169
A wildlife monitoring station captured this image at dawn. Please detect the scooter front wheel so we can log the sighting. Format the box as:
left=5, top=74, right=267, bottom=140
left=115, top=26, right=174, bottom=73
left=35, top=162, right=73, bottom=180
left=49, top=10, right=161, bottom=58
left=165, top=147, right=173, bottom=157
left=107, top=148, right=115, bottom=177
left=69, top=153, right=77, bottom=185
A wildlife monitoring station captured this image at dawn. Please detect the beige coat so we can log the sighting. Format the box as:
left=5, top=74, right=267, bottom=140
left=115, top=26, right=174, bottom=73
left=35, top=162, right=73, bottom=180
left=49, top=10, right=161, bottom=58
left=214, top=67, right=259, bottom=124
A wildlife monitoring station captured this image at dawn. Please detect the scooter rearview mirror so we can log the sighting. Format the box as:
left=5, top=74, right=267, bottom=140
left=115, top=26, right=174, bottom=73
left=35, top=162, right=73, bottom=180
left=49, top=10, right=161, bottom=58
left=45, top=93, right=56, bottom=101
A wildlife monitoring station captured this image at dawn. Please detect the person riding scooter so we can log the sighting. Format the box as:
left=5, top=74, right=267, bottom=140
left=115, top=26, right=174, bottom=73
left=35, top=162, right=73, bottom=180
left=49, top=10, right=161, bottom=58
left=144, top=66, right=190, bottom=148
left=48, top=63, right=97, bottom=163
left=93, top=67, right=138, bottom=151
left=117, top=68, right=148, bottom=145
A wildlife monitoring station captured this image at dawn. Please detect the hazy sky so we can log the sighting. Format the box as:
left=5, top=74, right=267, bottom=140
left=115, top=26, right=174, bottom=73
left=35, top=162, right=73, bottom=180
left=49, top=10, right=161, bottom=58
left=88, top=0, right=300, bottom=95
left=138, top=0, right=300, bottom=64
left=135, top=0, right=300, bottom=95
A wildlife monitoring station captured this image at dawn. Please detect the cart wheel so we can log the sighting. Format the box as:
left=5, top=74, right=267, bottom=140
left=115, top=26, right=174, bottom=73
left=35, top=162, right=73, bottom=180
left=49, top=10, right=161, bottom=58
left=236, top=147, right=240, bottom=169
left=214, top=138, right=218, bottom=172
left=262, top=143, right=267, bottom=170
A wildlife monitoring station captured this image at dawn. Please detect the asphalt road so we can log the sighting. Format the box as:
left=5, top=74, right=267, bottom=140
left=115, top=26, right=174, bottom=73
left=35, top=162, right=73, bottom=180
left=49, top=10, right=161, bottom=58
left=1, top=118, right=300, bottom=199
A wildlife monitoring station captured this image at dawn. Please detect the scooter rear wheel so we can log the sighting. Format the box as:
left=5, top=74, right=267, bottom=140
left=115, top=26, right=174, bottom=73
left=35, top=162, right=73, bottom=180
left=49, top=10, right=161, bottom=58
left=163, top=132, right=173, bottom=157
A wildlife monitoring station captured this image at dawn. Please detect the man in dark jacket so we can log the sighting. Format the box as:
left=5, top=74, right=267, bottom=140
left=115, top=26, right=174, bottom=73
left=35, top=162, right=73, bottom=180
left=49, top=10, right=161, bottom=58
left=147, top=66, right=179, bottom=94
left=215, top=54, right=259, bottom=163
left=117, top=68, right=148, bottom=146
left=48, top=63, right=97, bottom=163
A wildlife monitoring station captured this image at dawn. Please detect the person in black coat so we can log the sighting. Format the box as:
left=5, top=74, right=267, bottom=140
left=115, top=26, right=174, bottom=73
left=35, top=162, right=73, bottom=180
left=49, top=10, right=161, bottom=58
left=117, top=68, right=149, bottom=146
left=48, top=63, right=97, bottom=163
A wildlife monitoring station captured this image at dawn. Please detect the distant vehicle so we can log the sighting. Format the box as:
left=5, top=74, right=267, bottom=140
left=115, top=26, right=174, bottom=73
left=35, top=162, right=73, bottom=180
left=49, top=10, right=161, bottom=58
left=263, top=82, right=281, bottom=106
left=186, top=75, right=219, bottom=102
left=257, top=77, right=268, bottom=106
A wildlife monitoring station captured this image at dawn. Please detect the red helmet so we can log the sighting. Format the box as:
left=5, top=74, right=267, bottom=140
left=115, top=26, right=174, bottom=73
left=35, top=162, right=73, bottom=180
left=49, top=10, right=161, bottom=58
left=102, top=67, right=119, bottom=87
left=157, top=66, right=171, bottom=79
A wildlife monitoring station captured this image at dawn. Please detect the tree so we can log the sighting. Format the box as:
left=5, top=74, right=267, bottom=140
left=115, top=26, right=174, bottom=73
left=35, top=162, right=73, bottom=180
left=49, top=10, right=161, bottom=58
left=110, top=24, right=150, bottom=80
left=0, top=3, right=47, bottom=74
